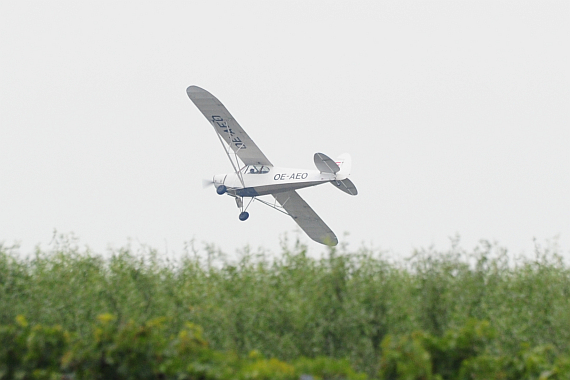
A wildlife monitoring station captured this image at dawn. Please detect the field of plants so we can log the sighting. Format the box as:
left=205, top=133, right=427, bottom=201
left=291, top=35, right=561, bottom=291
left=1, top=234, right=570, bottom=379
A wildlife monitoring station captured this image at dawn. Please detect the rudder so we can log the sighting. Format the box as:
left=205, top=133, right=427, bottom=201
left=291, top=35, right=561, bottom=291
left=335, top=153, right=352, bottom=180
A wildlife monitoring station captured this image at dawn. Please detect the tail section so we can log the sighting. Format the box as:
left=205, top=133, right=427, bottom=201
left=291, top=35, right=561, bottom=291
left=314, top=153, right=340, bottom=174
left=333, top=154, right=358, bottom=195
left=314, top=152, right=357, bottom=195
left=332, top=178, right=358, bottom=195
left=335, top=153, right=352, bottom=180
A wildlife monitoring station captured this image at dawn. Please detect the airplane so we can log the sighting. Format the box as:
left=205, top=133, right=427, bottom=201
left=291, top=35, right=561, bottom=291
left=186, top=86, right=357, bottom=246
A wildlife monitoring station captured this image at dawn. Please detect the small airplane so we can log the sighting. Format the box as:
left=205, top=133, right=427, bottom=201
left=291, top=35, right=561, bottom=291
left=186, top=86, right=357, bottom=246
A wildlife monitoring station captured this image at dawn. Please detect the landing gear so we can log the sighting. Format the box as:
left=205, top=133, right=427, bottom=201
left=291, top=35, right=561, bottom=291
left=234, top=196, right=252, bottom=221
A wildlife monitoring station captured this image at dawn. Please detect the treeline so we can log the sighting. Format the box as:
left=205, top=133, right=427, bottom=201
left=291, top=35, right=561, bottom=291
left=1, top=236, right=569, bottom=378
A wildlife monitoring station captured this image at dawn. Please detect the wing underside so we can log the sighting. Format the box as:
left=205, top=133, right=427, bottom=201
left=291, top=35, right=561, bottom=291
left=272, top=190, right=338, bottom=246
left=187, top=86, right=272, bottom=166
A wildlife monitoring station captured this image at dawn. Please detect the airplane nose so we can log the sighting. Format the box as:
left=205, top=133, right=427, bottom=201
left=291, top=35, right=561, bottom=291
left=213, top=174, right=226, bottom=186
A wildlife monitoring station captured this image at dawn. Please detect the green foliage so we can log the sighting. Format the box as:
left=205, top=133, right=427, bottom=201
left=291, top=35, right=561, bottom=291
left=0, top=315, right=366, bottom=380
left=379, top=319, right=570, bottom=380
left=379, top=332, right=433, bottom=380
left=65, top=314, right=174, bottom=379
left=0, top=315, right=68, bottom=380
left=293, top=356, right=367, bottom=380
left=379, top=320, right=493, bottom=380
left=239, top=354, right=296, bottom=380
left=1, top=235, right=570, bottom=377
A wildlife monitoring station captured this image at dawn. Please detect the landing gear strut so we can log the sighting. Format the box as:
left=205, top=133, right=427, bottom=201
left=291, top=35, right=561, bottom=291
left=235, top=196, right=253, bottom=221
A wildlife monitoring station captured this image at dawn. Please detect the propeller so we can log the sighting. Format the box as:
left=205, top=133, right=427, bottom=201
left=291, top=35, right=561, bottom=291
left=203, top=179, right=227, bottom=195
left=202, top=179, right=215, bottom=188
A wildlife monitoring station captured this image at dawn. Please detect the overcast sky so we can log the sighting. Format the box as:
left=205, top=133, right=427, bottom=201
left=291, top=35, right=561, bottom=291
left=1, top=1, right=568, bottom=258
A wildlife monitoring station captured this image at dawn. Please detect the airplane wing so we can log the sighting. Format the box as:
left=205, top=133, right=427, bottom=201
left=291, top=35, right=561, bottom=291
left=187, top=86, right=273, bottom=166
left=273, top=190, right=338, bottom=246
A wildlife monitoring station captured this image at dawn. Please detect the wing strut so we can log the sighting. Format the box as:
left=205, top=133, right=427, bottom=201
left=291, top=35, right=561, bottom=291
left=254, top=196, right=293, bottom=217
left=214, top=129, right=246, bottom=188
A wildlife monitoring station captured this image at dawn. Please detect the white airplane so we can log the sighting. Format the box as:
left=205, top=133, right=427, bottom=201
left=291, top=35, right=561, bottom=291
left=187, top=86, right=357, bottom=246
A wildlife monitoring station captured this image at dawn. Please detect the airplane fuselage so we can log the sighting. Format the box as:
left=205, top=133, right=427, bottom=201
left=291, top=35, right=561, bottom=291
left=214, top=166, right=337, bottom=197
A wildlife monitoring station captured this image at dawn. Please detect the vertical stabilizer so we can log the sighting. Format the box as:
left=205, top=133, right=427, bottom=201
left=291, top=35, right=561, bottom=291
left=335, top=153, right=352, bottom=180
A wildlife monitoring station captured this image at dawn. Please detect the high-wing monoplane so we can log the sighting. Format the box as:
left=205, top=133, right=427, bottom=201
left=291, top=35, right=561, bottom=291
left=187, top=86, right=357, bottom=246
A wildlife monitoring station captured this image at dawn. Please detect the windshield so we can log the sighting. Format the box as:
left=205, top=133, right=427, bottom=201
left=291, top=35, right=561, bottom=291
left=244, top=165, right=271, bottom=174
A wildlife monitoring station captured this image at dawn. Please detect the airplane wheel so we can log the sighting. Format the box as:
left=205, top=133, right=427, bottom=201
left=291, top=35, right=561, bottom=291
left=239, top=211, right=249, bottom=221
left=216, top=185, right=227, bottom=195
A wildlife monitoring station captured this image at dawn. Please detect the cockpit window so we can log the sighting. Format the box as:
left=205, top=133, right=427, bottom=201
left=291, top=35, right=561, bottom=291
left=244, top=165, right=271, bottom=174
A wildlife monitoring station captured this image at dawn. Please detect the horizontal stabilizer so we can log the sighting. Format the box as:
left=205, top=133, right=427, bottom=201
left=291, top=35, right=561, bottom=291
left=331, top=178, right=358, bottom=196
left=314, top=153, right=340, bottom=174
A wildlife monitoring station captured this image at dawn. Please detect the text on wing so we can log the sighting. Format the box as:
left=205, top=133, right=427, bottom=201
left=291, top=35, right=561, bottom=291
left=211, top=115, right=246, bottom=149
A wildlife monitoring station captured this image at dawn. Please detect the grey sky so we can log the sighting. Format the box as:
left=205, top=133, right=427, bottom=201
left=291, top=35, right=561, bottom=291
left=1, top=1, right=568, bottom=257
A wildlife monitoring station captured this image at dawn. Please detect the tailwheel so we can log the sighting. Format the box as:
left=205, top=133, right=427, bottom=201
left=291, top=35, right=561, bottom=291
left=239, top=211, right=249, bottom=221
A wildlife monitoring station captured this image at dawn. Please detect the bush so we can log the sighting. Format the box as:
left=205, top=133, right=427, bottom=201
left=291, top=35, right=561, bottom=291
left=0, top=315, right=367, bottom=380
left=0, top=315, right=68, bottom=380
left=379, top=319, right=570, bottom=380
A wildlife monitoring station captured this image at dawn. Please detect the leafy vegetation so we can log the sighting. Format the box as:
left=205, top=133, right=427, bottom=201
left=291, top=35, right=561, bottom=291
left=1, top=234, right=569, bottom=379
left=0, top=313, right=365, bottom=380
